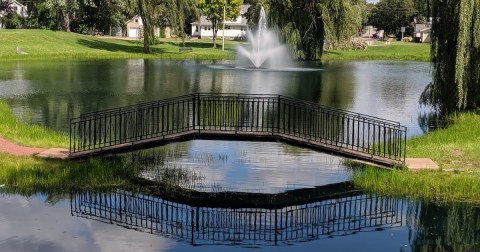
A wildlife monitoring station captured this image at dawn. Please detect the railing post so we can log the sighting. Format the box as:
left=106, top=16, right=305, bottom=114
left=192, top=94, right=196, bottom=131
left=403, top=128, right=407, bottom=162
left=69, top=119, right=72, bottom=154
left=277, top=95, right=281, bottom=134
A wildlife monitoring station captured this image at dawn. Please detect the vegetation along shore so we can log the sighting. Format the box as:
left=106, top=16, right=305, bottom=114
left=0, top=30, right=430, bottom=62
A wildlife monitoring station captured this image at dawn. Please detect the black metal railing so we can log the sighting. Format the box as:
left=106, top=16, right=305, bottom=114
left=71, top=190, right=404, bottom=246
left=70, top=93, right=407, bottom=164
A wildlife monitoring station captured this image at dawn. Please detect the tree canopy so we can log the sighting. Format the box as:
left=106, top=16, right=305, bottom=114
left=367, top=0, right=415, bottom=35
left=265, top=0, right=363, bottom=60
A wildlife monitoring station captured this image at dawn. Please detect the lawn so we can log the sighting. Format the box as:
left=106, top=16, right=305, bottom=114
left=0, top=29, right=237, bottom=61
left=323, top=41, right=431, bottom=62
left=0, top=29, right=430, bottom=62
left=353, top=112, right=480, bottom=204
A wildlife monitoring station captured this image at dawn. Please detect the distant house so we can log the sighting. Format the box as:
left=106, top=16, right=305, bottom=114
left=361, top=26, right=377, bottom=38
left=191, top=4, right=249, bottom=39
left=414, top=23, right=432, bottom=43
left=125, top=15, right=160, bottom=39
left=0, top=0, right=28, bottom=29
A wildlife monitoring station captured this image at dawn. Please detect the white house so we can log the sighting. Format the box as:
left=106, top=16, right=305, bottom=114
left=191, top=4, right=249, bottom=39
left=125, top=15, right=160, bottom=39
left=0, top=0, right=28, bottom=29
left=414, top=23, right=432, bottom=43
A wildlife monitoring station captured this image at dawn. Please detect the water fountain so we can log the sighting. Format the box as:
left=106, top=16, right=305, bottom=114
left=208, top=6, right=320, bottom=72
left=236, top=6, right=291, bottom=69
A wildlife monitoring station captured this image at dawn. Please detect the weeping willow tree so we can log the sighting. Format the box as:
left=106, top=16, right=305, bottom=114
left=128, top=0, right=199, bottom=53
left=320, top=0, right=362, bottom=49
left=159, top=0, right=199, bottom=46
left=128, top=0, right=158, bottom=53
left=266, top=0, right=361, bottom=60
left=421, top=0, right=480, bottom=111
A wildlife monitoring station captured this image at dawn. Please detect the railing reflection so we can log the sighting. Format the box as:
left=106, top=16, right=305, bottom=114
left=71, top=188, right=403, bottom=246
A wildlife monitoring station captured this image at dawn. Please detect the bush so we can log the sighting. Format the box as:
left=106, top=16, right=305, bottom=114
left=2, top=13, right=23, bottom=29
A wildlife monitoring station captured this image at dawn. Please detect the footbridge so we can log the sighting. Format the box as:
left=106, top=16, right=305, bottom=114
left=69, top=93, right=407, bottom=166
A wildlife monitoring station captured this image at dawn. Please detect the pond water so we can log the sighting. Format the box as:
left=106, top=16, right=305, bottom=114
left=0, top=59, right=432, bottom=136
left=2, top=59, right=477, bottom=251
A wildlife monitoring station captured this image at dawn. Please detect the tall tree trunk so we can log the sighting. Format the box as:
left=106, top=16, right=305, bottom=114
left=62, top=10, right=70, bottom=32
left=212, top=20, right=218, bottom=48
left=138, top=0, right=152, bottom=53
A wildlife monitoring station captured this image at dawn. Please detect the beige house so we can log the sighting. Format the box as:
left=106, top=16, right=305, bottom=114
left=0, top=0, right=28, bottom=29
left=125, top=15, right=160, bottom=39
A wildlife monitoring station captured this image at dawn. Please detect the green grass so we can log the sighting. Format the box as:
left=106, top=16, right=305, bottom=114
left=0, top=153, right=140, bottom=194
left=323, top=41, right=431, bottom=61
left=353, top=112, right=480, bottom=203
left=353, top=166, right=480, bottom=204
left=408, top=113, right=480, bottom=170
left=0, top=100, right=69, bottom=148
left=0, top=29, right=430, bottom=62
left=0, top=29, right=236, bottom=61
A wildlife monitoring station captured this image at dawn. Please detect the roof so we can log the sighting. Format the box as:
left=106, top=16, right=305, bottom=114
left=125, top=15, right=141, bottom=25
left=193, top=4, right=250, bottom=26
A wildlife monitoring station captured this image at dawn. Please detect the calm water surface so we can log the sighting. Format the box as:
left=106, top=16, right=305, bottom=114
left=0, top=59, right=432, bottom=136
left=2, top=59, right=475, bottom=251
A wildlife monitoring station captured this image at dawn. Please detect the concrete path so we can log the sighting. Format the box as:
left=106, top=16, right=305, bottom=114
left=405, top=158, right=439, bottom=171
left=0, top=137, right=69, bottom=159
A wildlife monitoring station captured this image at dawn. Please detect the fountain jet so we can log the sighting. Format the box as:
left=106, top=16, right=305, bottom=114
left=237, top=7, right=291, bottom=69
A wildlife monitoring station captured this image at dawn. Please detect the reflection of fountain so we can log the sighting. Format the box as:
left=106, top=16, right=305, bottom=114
left=237, top=7, right=291, bottom=69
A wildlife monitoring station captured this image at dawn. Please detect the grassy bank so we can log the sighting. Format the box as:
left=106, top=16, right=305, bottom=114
left=0, top=29, right=235, bottom=61
left=0, top=153, right=140, bottom=194
left=323, top=41, right=430, bottom=61
left=0, top=29, right=430, bottom=61
left=0, top=100, right=68, bottom=148
left=353, top=113, right=480, bottom=204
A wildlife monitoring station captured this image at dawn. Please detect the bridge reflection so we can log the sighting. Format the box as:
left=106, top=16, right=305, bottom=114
left=70, top=185, right=404, bottom=247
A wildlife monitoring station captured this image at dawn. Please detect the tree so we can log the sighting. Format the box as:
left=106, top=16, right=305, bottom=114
left=198, top=0, right=242, bottom=48
left=414, top=0, right=432, bottom=19
left=420, top=0, right=480, bottom=111
left=321, top=0, right=363, bottom=48
left=43, top=0, right=79, bottom=32
left=267, top=0, right=362, bottom=60
left=367, top=0, right=416, bottom=35
left=27, top=1, right=58, bottom=30
left=127, top=0, right=159, bottom=53
left=159, top=0, right=198, bottom=46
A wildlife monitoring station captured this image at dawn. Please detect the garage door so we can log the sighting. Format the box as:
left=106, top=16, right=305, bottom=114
left=128, top=28, right=140, bottom=38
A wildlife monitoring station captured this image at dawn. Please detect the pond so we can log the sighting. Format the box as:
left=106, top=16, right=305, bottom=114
left=2, top=59, right=478, bottom=251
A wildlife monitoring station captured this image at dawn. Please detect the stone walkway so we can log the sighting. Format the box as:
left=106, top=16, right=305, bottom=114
left=0, top=137, right=69, bottom=159
left=405, top=158, right=439, bottom=171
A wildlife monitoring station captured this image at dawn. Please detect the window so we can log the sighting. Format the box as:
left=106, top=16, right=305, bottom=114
left=135, top=19, right=138, bottom=23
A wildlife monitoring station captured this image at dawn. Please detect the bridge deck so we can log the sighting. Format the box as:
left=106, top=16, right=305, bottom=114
left=69, top=93, right=407, bottom=167
left=69, top=129, right=403, bottom=166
